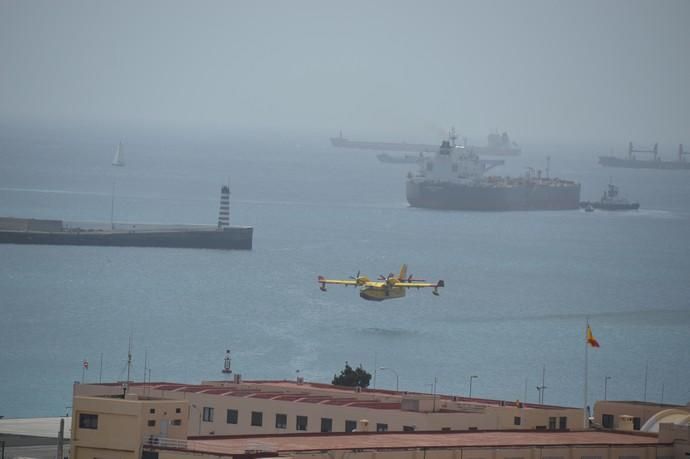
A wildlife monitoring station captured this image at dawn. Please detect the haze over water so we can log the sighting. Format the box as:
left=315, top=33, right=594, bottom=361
left=1, top=1, right=689, bottom=418
left=1, top=132, right=689, bottom=418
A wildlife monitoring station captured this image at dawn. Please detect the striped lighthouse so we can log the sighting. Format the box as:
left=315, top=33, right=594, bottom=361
left=218, top=185, right=230, bottom=229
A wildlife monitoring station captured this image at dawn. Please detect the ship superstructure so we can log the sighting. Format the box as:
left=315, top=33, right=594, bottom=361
left=406, top=140, right=580, bottom=211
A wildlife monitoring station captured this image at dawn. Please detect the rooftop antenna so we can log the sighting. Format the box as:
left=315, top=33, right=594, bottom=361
left=536, top=365, right=547, bottom=404
left=222, top=349, right=232, bottom=374
left=124, top=334, right=132, bottom=396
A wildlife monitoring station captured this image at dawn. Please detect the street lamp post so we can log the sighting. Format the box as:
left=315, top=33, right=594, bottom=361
left=604, top=376, right=612, bottom=401
left=378, top=367, right=399, bottom=392
left=469, top=375, right=478, bottom=398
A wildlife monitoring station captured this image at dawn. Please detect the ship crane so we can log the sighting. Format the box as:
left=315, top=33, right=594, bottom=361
left=628, top=142, right=658, bottom=160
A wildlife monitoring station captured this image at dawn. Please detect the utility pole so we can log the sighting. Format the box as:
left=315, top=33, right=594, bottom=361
left=56, top=418, right=64, bottom=459
left=643, top=362, right=648, bottom=402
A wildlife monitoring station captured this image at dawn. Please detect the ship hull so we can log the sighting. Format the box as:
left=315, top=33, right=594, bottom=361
left=406, top=180, right=581, bottom=211
left=579, top=201, right=640, bottom=211
left=598, top=156, right=690, bottom=170
left=0, top=219, right=253, bottom=250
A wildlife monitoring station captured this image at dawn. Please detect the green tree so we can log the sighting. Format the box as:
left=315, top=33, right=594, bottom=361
left=332, top=361, right=371, bottom=388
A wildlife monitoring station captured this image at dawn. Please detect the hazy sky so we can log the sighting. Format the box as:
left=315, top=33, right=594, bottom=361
left=1, top=0, right=689, bottom=144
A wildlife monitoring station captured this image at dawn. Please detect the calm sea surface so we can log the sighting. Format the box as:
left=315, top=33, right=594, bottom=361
left=1, top=132, right=689, bottom=418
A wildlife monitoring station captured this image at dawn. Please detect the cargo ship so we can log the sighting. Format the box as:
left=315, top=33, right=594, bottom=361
left=0, top=186, right=253, bottom=250
left=406, top=140, right=580, bottom=211
left=598, top=143, right=690, bottom=170
left=331, top=129, right=520, bottom=157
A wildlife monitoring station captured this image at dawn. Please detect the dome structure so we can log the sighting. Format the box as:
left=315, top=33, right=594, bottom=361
left=640, top=408, right=690, bottom=433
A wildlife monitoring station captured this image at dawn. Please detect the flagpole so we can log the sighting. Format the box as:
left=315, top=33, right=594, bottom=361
left=584, top=317, right=589, bottom=429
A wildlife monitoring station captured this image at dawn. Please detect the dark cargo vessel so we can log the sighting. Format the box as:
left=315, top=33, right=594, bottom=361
left=599, top=142, right=690, bottom=170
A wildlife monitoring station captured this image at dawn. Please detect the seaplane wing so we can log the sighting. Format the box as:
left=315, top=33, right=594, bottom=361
left=395, top=280, right=444, bottom=289
left=318, top=277, right=359, bottom=286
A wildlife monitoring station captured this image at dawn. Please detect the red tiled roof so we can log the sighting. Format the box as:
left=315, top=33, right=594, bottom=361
left=124, top=381, right=576, bottom=412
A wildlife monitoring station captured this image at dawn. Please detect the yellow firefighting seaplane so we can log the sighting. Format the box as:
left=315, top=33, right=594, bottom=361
left=318, top=264, right=444, bottom=301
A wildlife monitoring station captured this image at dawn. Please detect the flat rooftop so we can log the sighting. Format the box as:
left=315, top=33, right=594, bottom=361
left=115, top=380, right=575, bottom=412
left=180, top=430, right=661, bottom=455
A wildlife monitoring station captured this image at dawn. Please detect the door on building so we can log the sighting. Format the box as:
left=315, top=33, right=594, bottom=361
left=159, top=420, right=169, bottom=438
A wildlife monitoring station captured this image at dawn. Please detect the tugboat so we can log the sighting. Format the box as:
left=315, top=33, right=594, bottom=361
left=580, top=183, right=640, bottom=211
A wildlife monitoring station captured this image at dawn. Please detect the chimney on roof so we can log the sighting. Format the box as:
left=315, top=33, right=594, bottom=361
left=618, top=415, right=634, bottom=431
left=355, top=419, right=369, bottom=432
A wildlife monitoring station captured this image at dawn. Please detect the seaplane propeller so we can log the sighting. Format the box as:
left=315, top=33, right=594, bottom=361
left=348, top=271, right=368, bottom=286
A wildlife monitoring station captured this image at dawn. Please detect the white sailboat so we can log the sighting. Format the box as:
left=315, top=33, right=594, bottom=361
left=112, top=142, right=125, bottom=166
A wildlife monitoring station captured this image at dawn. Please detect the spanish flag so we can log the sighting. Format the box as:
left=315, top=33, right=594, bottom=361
left=586, top=325, right=600, bottom=348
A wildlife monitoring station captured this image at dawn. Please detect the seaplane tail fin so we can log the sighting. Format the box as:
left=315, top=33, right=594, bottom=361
left=399, top=264, right=408, bottom=280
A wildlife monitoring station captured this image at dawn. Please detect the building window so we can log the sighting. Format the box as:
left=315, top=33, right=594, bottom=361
left=149, top=408, right=156, bottom=414
left=602, top=414, right=614, bottom=428
left=345, top=420, right=357, bottom=432
left=226, top=409, right=238, bottom=424
left=78, top=413, right=98, bottom=430
left=251, top=411, right=263, bottom=427
left=202, top=407, right=214, bottom=422
left=376, top=423, right=388, bottom=432
left=275, top=413, right=287, bottom=429
left=296, top=415, right=308, bottom=431
left=441, top=427, right=451, bottom=432
left=559, top=416, right=567, bottom=430
left=175, top=408, right=181, bottom=414
left=548, top=417, right=557, bottom=430
left=171, top=419, right=182, bottom=426
left=633, top=417, right=641, bottom=430
left=321, top=418, right=333, bottom=433
left=403, top=425, right=415, bottom=432
left=148, top=420, right=156, bottom=427
left=514, top=416, right=521, bottom=426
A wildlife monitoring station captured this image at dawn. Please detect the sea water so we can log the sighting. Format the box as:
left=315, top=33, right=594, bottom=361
left=1, top=131, right=689, bottom=418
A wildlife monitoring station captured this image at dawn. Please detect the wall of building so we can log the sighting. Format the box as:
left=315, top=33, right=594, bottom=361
left=71, top=395, right=189, bottom=459
left=74, top=383, right=581, bottom=437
